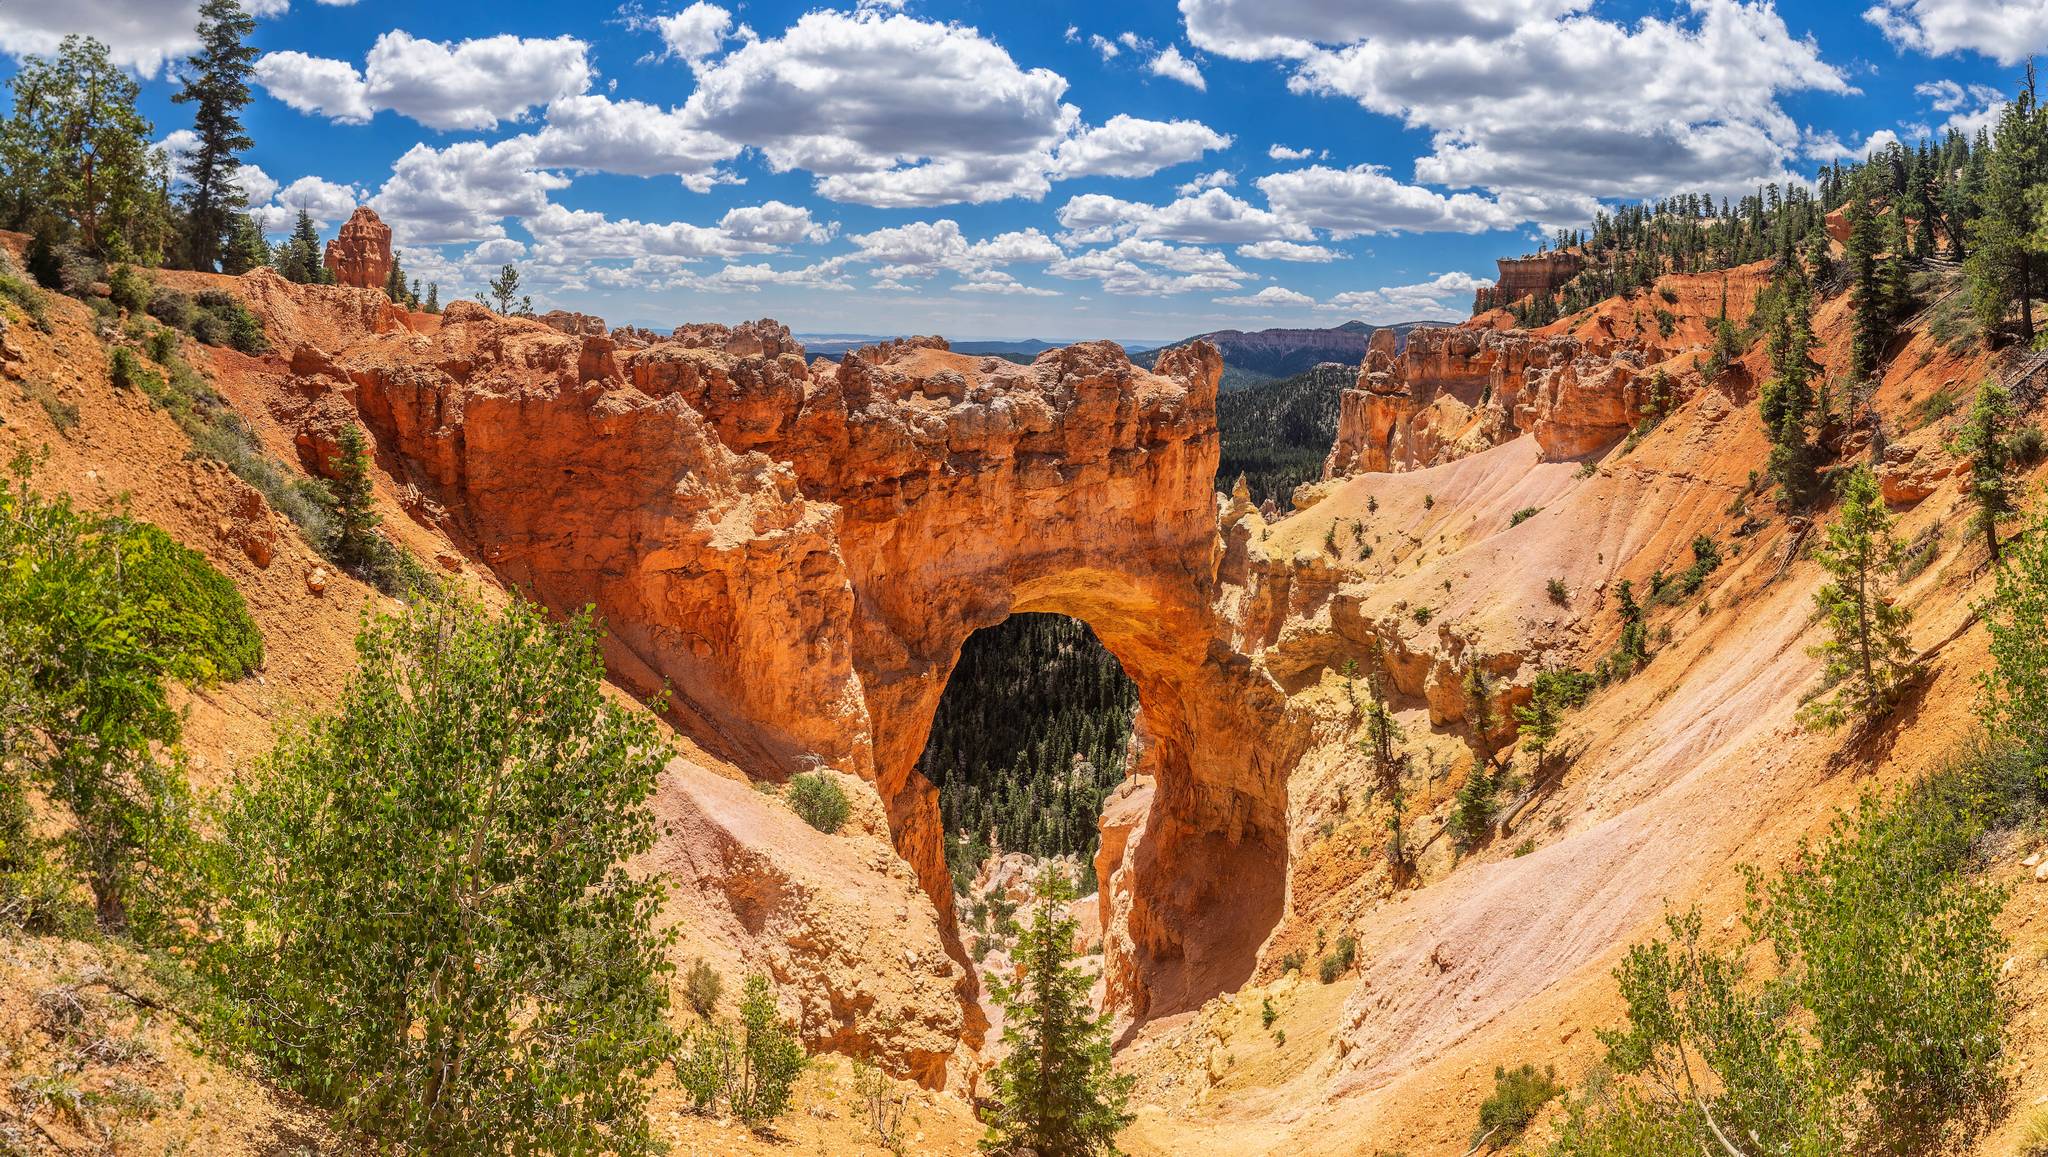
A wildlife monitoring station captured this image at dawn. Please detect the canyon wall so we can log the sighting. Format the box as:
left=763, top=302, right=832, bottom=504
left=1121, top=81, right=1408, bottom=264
left=244, top=274, right=1303, bottom=1072
left=1322, top=326, right=1651, bottom=477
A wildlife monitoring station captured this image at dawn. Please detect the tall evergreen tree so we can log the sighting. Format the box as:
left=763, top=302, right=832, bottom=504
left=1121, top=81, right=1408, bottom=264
left=1799, top=467, right=1917, bottom=730
left=219, top=211, right=268, bottom=274
left=171, top=0, right=257, bottom=271
left=1845, top=178, right=1891, bottom=384
left=1760, top=267, right=1823, bottom=508
left=982, top=866, right=1133, bottom=1156
left=1966, top=65, right=2042, bottom=344
left=1951, top=380, right=2018, bottom=565
left=276, top=209, right=322, bottom=283
left=329, top=424, right=382, bottom=572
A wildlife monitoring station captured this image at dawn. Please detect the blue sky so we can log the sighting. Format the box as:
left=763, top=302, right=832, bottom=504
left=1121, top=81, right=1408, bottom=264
left=0, top=0, right=2032, bottom=341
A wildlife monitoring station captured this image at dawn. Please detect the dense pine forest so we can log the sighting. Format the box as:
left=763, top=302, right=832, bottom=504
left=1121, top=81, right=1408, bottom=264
left=1215, top=361, right=1350, bottom=506
left=921, top=614, right=1138, bottom=891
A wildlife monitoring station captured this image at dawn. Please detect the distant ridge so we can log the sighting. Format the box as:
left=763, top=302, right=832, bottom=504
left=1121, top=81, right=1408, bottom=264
left=1158, top=320, right=1441, bottom=385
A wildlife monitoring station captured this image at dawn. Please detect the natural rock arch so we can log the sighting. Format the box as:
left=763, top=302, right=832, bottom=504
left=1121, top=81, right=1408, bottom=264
left=254, top=287, right=1299, bottom=1042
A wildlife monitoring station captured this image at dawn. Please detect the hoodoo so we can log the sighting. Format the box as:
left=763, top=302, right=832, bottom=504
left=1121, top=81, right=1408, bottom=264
left=320, top=206, right=392, bottom=290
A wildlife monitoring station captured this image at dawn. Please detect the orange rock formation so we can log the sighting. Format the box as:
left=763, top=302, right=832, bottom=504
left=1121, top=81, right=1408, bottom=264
left=321, top=206, right=392, bottom=290
left=240, top=285, right=1305, bottom=1068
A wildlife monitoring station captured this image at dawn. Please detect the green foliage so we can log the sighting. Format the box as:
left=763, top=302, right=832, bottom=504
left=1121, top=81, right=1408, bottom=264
left=0, top=459, right=259, bottom=931
left=122, top=329, right=336, bottom=552
left=188, top=596, right=676, bottom=1154
left=220, top=213, right=269, bottom=275
left=107, top=346, right=155, bottom=394
left=1317, top=934, right=1357, bottom=984
left=924, top=613, right=1136, bottom=874
left=685, top=958, right=723, bottom=1018
left=786, top=771, right=851, bottom=834
left=485, top=263, right=523, bottom=314
left=1608, top=578, right=1651, bottom=677
left=106, top=263, right=150, bottom=313
left=1214, top=363, right=1349, bottom=506
left=1476, top=1063, right=1563, bottom=1147
left=1556, top=767, right=2010, bottom=1156
left=1260, top=997, right=1278, bottom=1030
left=323, top=423, right=429, bottom=598
left=271, top=210, right=328, bottom=284
left=982, top=867, right=1133, bottom=1155
left=19, top=376, right=79, bottom=434
left=1450, top=764, right=1505, bottom=849
left=675, top=1024, right=732, bottom=1114
left=144, top=287, right=267, bottom=353
left=1967, top=74, right=2043, bottom=344
left=1982, top=504, right=2048, bottom=761
left=1547, top=577, right=1570, bottom=605
left=1912, top=385, right=1961, bottom=427
left=1759, top=264, right=1823, bottom=508
left=730, top=975, right=807, bottom=1126
left=1517, top=668, right=1591, bottom=789
left=0, top=262, right=51, bottom=331
left=1846, top=178, right=1895, bottom=382
left=0, top=36, right=172, bottom=262
left=170, top=0, right=258, bottom=271
left=1511, top=506, right=1542, bottom=527
left=1798, top=467, right=1917, bottom=730
left=1951, top=380, right=2018, bottom=563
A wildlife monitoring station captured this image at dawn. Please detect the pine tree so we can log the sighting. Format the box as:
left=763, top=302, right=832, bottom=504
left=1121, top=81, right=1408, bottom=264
left=1760, top=267, right=1822, bottom=508
left=1359, top=669, right=1404, bottom=794
left=275, top=210, right=323, bottom=283
left=385, top=248, right=408, bottom=306
left=424, top=281, right=440, bottom=313
left=171, top=0, right=257, bottom=271
left=1799, top=467, right=1917, bottom=730
left=1514, top=670, right=1572, bottom=786
left=220, top=211, right=268, bottom=274
left=1463, top=663, right=1498, bottom=769
left=1845, top=178, right=1891, bottom=383
left=1951, top=380, right=2017, bottom=564
left=1966, top=65, right=2042, bottom=344
left=0, top=36, right=168, bottom=260
left=485, top=263, right=522, bottom=314
left=329, top=424, right=382, bottom=571
left=982, top=866, right=1133, bottom=1156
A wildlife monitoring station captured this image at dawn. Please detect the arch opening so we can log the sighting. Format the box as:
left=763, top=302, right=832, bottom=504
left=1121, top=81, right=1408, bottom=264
left=920, top=612, right=1139, bottom=899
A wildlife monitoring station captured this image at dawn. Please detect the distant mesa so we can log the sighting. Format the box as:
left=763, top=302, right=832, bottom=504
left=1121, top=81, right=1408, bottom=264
left=323, top=206, right=393, bottom=291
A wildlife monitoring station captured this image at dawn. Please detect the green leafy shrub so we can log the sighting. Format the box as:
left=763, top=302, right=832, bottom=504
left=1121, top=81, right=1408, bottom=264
left=1450, top=765, right=1503, bottom=849
left=1260, top=997, right=1278, bottom=1029
left=787, top=771, right=851, bottom=834
left=0, top=264, right=51, bottom=331
left=191, top=597, right=676, bottom=1154
left=685, top=958, right=722, bottom=1018
left=1511, top=506, right=1541, bottom=527
left=675, top=1024, right=732, bottom=1113
left=1556, top=766, right=2010, bottom=1155
left=1474, top=1063, right=1562, bottom=1147
left=106, top=264, right=150, bottom=313
left=1548, top=577, right=1570, bottom=604
left=730, top=975, right=807, bottom=1126
left=1317, top=935, right=1357, bottom=983
left=0, top=462, right=259, bottom=931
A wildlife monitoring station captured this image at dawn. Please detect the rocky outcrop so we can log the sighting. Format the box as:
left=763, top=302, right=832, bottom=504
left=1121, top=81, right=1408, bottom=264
left=248, top=287, right=1304, bottom=1075
left=1474, top=252, right=1585, bottom=311
left=321, top=207, right=392, bottom=291
left=538, top=310, right=607, bottom=337
left=1323, top=326, right=1653, bottom=477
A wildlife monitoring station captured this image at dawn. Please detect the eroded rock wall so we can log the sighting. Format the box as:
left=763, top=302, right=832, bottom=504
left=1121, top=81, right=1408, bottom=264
left=251, top=285, right=1303, bottom=1076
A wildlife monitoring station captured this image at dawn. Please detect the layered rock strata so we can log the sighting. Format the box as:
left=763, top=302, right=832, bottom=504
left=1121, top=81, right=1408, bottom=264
left=253, top=288, right=1304, bottom=1074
